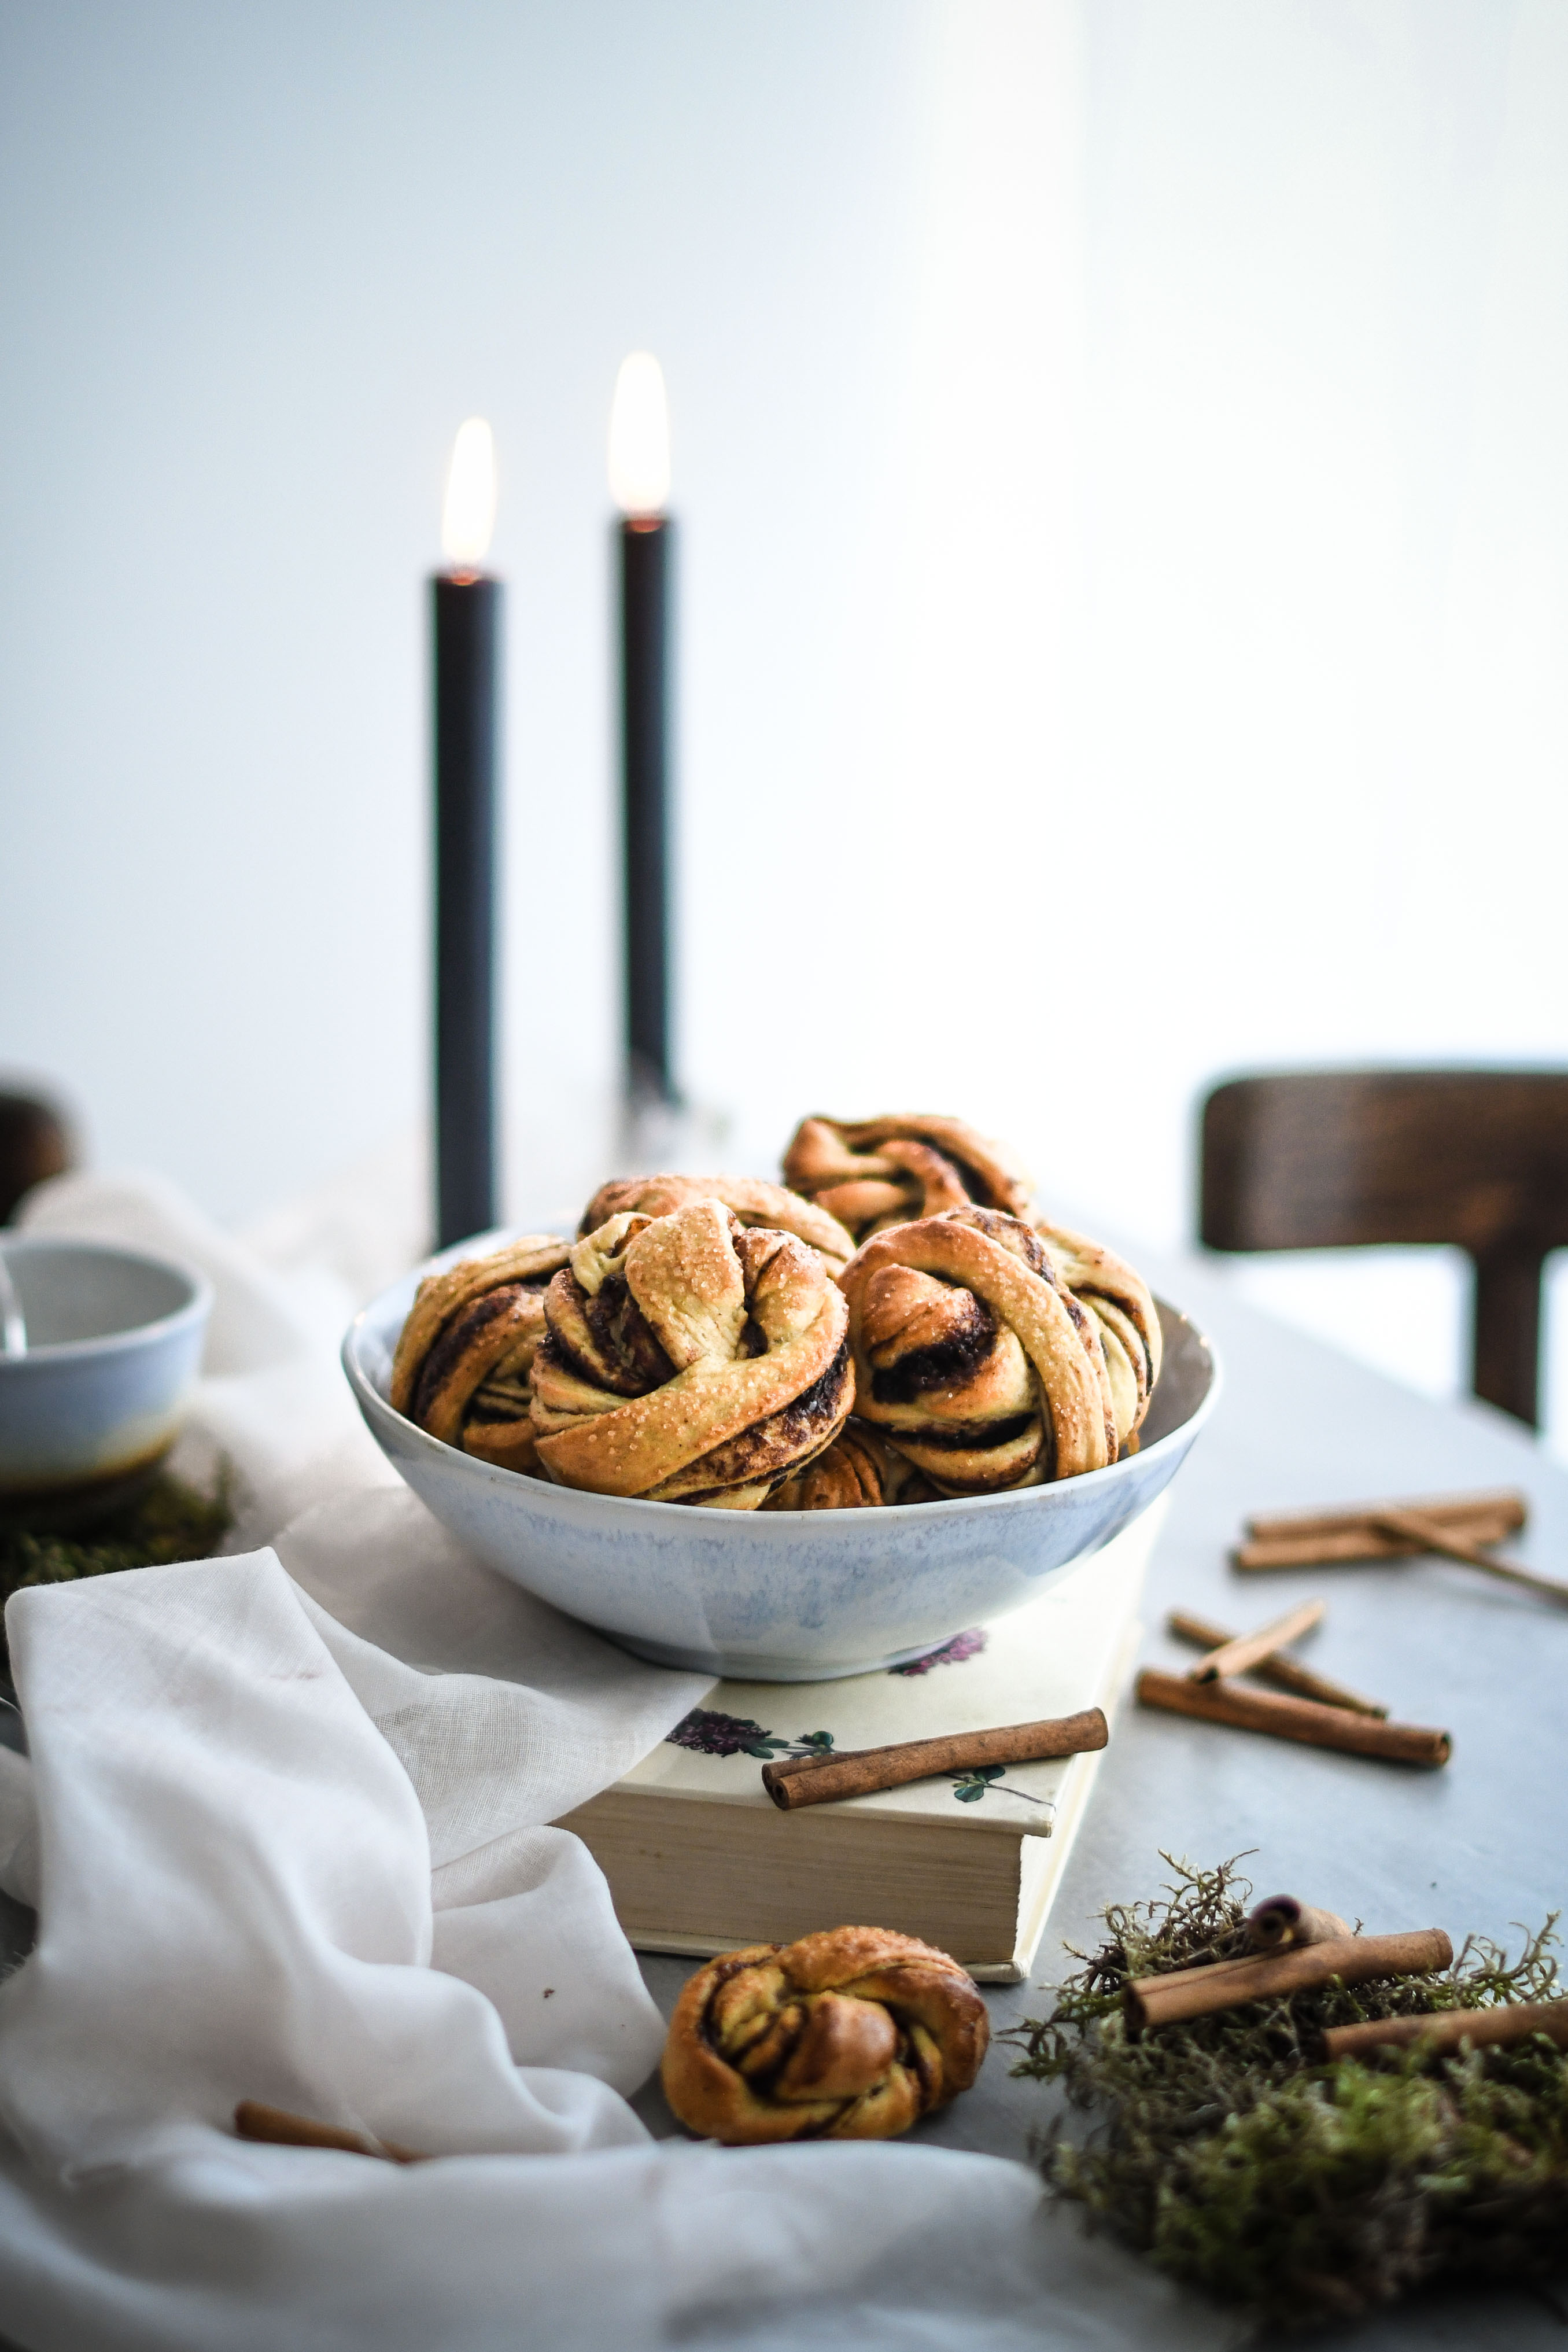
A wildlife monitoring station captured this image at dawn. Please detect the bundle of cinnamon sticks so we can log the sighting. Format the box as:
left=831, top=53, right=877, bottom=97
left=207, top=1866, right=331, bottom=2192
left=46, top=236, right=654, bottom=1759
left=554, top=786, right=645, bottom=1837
left=1123, top=1890, right=1568, bottom=2063
left=1137, top=1599, right=1451, bottom=1766
left=1234, top=1487, right=1568, bottom=1608
left=1124, top=1925, right=1453, bottom=2034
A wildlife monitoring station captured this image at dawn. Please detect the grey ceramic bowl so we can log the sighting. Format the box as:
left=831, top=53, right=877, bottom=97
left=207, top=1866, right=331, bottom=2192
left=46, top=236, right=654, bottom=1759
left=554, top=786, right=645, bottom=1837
left=0, top=1237, right=213, bottom=1524
left=344, top=1238, right=1219, bottom=1680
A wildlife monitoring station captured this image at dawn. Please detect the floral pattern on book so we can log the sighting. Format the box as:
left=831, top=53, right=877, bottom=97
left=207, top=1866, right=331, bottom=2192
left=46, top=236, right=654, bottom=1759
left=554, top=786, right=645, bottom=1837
left=947, top=1764, right=1052, bottom=1809
left=666, top=1710, right=836, bottom=1763
left=889, top=1628, right=987, bottom=1676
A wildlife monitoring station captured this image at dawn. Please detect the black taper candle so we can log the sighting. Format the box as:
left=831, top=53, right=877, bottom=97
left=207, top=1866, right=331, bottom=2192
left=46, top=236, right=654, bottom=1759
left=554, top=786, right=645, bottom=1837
left=433, top=572, right=500, bottom=1247
left=619, top=515, right=674, bottom=1103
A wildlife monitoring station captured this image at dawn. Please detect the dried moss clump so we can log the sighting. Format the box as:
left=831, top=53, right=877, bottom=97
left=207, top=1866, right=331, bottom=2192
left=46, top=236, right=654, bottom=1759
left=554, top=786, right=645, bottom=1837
left=1009, top=1856, right=1568, bottom=2328
left=0, top=1470, right=234, bottom=1653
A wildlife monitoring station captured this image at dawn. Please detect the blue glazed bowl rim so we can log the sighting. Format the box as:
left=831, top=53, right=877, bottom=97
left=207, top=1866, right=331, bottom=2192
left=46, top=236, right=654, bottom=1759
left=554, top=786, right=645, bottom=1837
left=0, top=1235, right=214, bottom=1366
left=344, top=1243, right=1222, bottom=1525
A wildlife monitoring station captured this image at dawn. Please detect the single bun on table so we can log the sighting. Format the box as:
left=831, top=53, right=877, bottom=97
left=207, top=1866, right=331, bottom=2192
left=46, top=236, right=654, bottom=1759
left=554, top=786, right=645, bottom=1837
left=389, top=1236, right=571, bottom=1474
left=838, top=1207, right=1121, bottom=1494
left=579, top=1172, right=854, bottom=1275
left=661, top=1927, right=989, bottom=2144
left=529, top=1199, right=853, bottom=1507
left=781, top=1114, right=1032, bottom=1243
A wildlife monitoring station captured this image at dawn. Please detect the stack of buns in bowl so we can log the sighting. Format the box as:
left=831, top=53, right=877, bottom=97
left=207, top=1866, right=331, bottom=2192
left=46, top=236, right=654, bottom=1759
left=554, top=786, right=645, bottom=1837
left=389, top=1113, right=1161, bottom=1513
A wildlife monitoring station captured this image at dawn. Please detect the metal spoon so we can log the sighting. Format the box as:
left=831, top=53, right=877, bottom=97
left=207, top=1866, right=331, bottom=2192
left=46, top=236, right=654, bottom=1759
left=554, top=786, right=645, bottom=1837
left=0, top=1253, right=26, bottom=1358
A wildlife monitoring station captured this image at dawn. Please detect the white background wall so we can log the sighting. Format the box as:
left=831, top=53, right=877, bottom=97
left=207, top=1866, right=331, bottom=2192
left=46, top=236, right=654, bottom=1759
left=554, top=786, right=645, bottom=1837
left=5, top=3, right=1568, bottom=1433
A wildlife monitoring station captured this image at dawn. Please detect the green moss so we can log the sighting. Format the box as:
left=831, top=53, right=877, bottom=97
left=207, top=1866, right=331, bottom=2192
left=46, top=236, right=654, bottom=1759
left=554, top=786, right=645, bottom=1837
left=0, top=1470, right=234, bottom=1634
left=1009, top=1856, right=1568, bottom=2327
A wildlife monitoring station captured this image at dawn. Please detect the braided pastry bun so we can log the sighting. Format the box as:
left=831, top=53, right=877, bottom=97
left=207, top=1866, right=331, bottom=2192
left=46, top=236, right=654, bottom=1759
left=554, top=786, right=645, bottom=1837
left=783, top=1114, right=1032, bottom=1244
left=1035, top=1218, right=1163, bottom=1449
left=761, top=1420, right=938, bottom=1511
left=390, top=1237, right=572, bottom=1475
left=530, top=1199, right=853, bottom=1507
left=838, top=1208, right=1119, bottom=1495
left=662, top=1927, right=989, bottom=2144
left=579, top=1173, right=854, bottom=1275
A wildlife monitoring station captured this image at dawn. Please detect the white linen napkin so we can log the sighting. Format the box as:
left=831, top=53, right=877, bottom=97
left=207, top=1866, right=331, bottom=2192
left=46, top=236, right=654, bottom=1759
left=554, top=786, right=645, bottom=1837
left=1, top=1551, right=661, bottom=2165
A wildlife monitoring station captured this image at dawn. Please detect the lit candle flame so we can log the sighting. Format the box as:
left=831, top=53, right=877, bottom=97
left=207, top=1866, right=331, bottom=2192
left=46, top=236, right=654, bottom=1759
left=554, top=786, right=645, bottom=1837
left=608, top=353, right=670, bottom=518
left=441, top=418, right=497, bottom=570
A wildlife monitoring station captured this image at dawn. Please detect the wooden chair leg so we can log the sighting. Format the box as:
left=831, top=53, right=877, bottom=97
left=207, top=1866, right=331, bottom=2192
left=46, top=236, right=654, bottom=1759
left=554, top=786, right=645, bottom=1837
left=1471, top=1248, right=1545, bottom=1429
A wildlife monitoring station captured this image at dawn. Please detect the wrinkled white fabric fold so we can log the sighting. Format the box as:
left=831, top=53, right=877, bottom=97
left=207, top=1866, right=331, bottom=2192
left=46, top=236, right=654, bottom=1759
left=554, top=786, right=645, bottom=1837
left=0, top=2133, right=1096, bottom=2352
left=278, top=1483, right=715, bottom=1835
left=0, top=1555, right=651, bottom=2172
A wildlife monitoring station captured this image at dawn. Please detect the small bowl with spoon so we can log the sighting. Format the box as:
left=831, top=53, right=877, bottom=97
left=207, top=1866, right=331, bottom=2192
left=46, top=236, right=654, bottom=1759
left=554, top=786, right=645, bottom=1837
left=0, top=1236, right=212, bottom=1528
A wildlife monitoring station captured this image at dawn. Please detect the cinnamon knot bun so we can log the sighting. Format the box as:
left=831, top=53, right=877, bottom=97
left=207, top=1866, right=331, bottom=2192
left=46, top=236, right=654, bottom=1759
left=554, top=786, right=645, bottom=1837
left=530, top=1199, right=853, bottom=1507
left=838, top=1208, right=1117, bottom=1494
left=661, top=1927, right=988, bottom=2144
left=1035, top=1218, right=1163, bottom=1449
left=761, top=1421, right=938, bottom=1510
left=579, top=1173, right=854, bottom=1275
left=390, top=1236, right=573, bottom=1475
left=783, top=1114, right=1031, bottom=1243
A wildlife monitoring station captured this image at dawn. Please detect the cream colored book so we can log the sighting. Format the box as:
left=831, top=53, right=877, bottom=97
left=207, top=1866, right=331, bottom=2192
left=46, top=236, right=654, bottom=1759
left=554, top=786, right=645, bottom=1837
left=555, top=1499, right=1163, bottom=1982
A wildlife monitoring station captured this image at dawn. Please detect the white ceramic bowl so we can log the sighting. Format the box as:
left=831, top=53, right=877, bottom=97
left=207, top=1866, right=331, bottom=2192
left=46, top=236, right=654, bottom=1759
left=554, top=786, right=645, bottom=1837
left=0, top=1237, right=213, bottom=1522
left=344, top=1236, right=1220, bottom=1680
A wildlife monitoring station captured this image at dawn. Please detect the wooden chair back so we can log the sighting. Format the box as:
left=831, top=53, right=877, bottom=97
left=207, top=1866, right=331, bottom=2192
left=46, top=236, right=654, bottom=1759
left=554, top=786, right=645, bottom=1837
left=1200, top=1070, right=1568, bottom=1428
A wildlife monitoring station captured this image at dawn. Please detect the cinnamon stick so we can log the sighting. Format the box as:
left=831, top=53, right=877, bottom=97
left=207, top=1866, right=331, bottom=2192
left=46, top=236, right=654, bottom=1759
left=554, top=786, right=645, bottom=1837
left=1187, top=1599, right=1324, bottom=1683
left=1116, top=1948, right=1275, bottom=2001
left=1236, top=1491, right=1528, bottom=1573
left=1124, top=1929, right=1453, bottom=2034
left=1234, top=1531, right=1430, bottom=1571
left=234, top=2099, right=428, bottom=2165
left=1116, top=1909, right=1363, bottom=1999
left=1371, top=1508, right=1568, bottom=1610
left=1319, top=2000, right=1568, bottom=2062
left=1136, top=1669, right=1451, bottom=1767
left=1168, top=1609, right=1388, bottom=1717
left=1245, top=1894, right=1352, bottom=1952
left=1246, top=1491, right=1526, bottom=1544
left=759, top=1708, right=1108, bottom=1811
